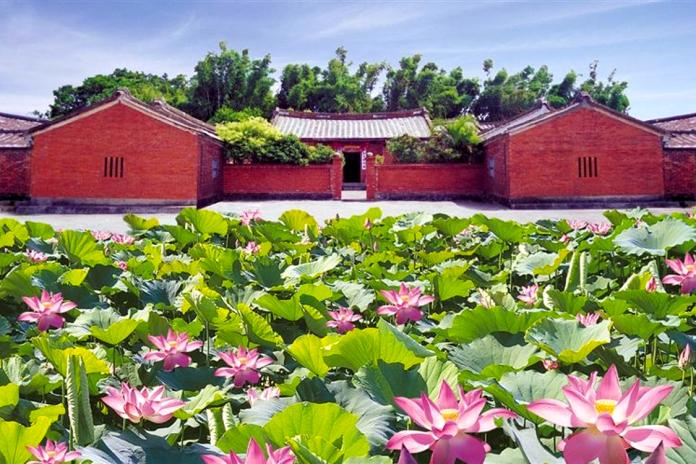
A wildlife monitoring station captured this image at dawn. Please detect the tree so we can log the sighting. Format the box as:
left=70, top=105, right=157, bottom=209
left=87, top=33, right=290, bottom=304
left=187, top=42, right=276, bottom=121
left=382, top=55, right=479, bottom=118
left=48, top=68, right=189, bottom=118
left=277, top=47, right=385, bottom=112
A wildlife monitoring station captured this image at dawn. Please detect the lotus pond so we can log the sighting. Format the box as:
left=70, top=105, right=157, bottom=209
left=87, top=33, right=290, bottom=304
left=2, top=208, right=696, bottom=464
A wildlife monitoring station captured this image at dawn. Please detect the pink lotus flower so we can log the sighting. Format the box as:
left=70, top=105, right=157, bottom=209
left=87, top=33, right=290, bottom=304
left=646, top=276, right=658, bottom=292
left=560, top=234, right=571, bottom=244
left=214, top=347, right=273, bottom=387
left=386, top=381, right=516, bottom=464
left=111, top=233, right=135, bottom=245
left=91, top=230, right=112, bottom=241
left=576, top=312, right=600, bottom=327
left=244, top=241, right=260, bottom=254
left=202, top=438, right=294, bottom=464
left=27, top=440, right=81, bottom=464
left=19, top=290, right=77, bottom=331
left=143, top=329, right=203, bottom=371
left=517, top=284, right=539, bottom=306
left=364, top=218, right=373, bottom=230
left=588, top=222, right=612, bottom=235
left=26, top=249, right=48, bottom=263
left=115, top=260, right=128, bottom=271
left=326, top=307, right=362, bottom=334
left=663, top=253, right=696, bottom=293
left=527, top=365, right=681, bottom=464
left=397, top=447, right=417, bottom=464
left=102, top=383, right=185, bottom=424
left=247, top=386, right=281, bottom=406
left=377, top=283, right=434, bottom=325
left=646, top=442, right=667, bottom=464
left=240, top=210, right=261, bottom=226
left=679, top=344, right=692, bottom=369
left=567, top=220, right=588, bottom=231
left=543, top=359, right=559, bottom=370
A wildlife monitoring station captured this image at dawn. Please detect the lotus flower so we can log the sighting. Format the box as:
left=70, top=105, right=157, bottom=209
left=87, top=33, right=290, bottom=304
left=19, top=290, right=77, bottom=331
left=527, top=365, right=681, bottom=464
left=26, top=249, right=48, bottom=263
left=543, top=359, right=559, bottom=370
left=326, top=307, right=362, bottom=333
left=214, top=347, right=273, bottom=387
left=377, top=283, right=434, bottom=324
left=567, top=220, right=588, bottom=231
left=386, top=381, right=516, bottom=464
left=517, top=284, right=539, bottom=305
left=560, top=234, right=571, bottom=244
left=240, top=209, right=261, bottom=226
left=115, top=260, right=128, bottom=271
left=143, top=329, right=203, bottom=371
left=247, top=386, right=281, bottom=405
left=397, top=447, right=418, bottom=464
left=27, top=440, right=81, bottom=464
left=663, top=253, right=696, bottom=293
left=588, top=222, right=612, bottom=235
left=679, top=344, right=692, bottom=369
left=364, top=218, right=373, bottom=230
left=111, top=233, right=135, bottom=245
left=91, top=230, right=112, bottom=241
left=202, top=438, right=294, bottom=464
left=576, top=312, right=600, bottom=327
left=646, top=276, right=658, bottom=292
left=102, top=383, right=185, bottom=424
left=244, top=241, right=260, bottom=254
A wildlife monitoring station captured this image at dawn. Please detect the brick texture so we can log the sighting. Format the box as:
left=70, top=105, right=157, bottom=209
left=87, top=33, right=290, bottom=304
left=505, top=107, right=665, bottom=200
left=664, top=150, right=696, bottom=198
left=370, top=162, right=485, bottom=199
left=0, top=148, right=30, bottom=198
left=198, top=137, right=224, bottom=204
left=222, top=162, right=337, bottom=199
left=31, top=102, right=211, bottom=203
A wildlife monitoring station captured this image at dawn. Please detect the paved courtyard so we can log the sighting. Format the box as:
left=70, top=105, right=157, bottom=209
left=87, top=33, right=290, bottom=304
left=1, top=200, right=691, bottom=233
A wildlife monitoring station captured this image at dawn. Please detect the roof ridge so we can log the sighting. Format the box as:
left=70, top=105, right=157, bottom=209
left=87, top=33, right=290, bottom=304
left=646, top=112, right=696, bottom=123
left=273, top=107, right=429, bottom=120
left=0, top=111, right=45, bottom=122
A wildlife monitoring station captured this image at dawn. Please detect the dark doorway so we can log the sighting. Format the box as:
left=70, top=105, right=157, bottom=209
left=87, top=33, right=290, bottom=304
left=343, top=152, right=361, bottom=183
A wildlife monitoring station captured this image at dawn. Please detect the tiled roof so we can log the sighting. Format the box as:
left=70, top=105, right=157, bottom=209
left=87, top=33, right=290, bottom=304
left=480, top=100, right=553, bottom=141
left=271, top=108, right=431, bottom=140
left=0, top=112, right=44, bottom=148
left=647, top=113, right=696, bottom=132
left=664, top=132, right=696, bottom=149
left=31, top=89, right=220, bottom=141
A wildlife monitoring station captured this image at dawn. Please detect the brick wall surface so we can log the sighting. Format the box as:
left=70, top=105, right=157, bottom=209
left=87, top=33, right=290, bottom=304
left=198, top=137, right=224, bottom=203
left=222, top=162, right=336, bottom=199
left=483, top=136, right=509, bottom=200
left=0, top=148, right=30, bottom=198
left=31, top=102, right=203, bottom=202
left=664, top=150, right=696, bottom=198
left=506, top=107, right=665, bottom=200
left=370, top=162, right=485, bottom=199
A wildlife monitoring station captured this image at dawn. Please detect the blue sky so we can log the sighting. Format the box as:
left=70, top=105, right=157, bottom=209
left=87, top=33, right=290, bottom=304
left=1, top=0, right=695, bottom=119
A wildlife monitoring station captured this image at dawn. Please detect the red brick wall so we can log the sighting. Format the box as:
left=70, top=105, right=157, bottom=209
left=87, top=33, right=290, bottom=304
left=222, top=162, right=337, bottom=199
left=198, top=137, right=224, bottom=203
left=483, top=136, right=509, bottom=200
left=506, top=107, right=664, bottom=200
left=0, top=148, right=30, bottom=198
left=31, top=102, right=202, bottom=203
left=664, top=150, right=696, bottom=198
left=369, top=162, right=485, bottom=199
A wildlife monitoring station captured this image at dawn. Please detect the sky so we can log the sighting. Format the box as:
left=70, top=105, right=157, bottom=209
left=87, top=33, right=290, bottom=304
left=1, top=0, right=695, bottom=119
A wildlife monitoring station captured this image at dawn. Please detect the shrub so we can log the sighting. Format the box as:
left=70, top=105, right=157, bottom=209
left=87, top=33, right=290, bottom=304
left=209, top=106, right=263, bottom=124
left=217, top=118, right=335, bottom=164
left=387, top=135, right=425, bottom=163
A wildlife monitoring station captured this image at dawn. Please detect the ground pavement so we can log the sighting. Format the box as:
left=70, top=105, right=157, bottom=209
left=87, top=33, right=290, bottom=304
left=1, top=200, right=690, bottom=233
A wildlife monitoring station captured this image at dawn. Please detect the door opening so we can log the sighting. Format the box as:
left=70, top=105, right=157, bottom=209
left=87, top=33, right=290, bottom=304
left=343, top=152, right=362, bottom=184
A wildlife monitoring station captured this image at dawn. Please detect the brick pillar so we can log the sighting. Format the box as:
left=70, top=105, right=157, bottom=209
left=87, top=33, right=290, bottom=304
left=331, top=154, right=343, bottom=200
left=365, top=154, right=376, bottom=200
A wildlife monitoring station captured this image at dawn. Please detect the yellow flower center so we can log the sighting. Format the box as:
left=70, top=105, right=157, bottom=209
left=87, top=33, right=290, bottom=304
left=42, top=301, right=52, bottom=309
left=238, top=356, right=248, bottom=364
left=168, top=341, right=178, bottom=348
left=595, top=399, right=616, bottom=415
left=400, top=295, right=410, bottom=303
left=441, top=408, right=459, bottom=422
left=687, top=264, right=696, bottom=273
left=46, top=451, right=57, bottom=458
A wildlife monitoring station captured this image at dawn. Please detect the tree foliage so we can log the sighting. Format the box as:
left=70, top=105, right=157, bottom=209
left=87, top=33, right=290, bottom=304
left=277, top=47, right=385, bottom=112
left=187, top=42, right=276, bottom=121
left=48, top=68, right=188, bottom=118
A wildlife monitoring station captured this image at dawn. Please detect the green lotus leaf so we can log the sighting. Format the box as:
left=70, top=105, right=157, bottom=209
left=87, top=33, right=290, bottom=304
left=177, top=208, right=228, bottom=236
left=434, top=274, right=474, bottom=301
left=446, top=307, right=552, bottom=343
left=288, top=334, right=332, bottom=377
left=123, top=213, right=160, bottom=231
left=279, top=209, right=319, bottom=235
left=282, top=254, right=341, bottom=282
left=174, top=385, right=227, bottom=419
left=0, top=417, right=52, bottom=464
left=449, top=333, right=541, bottom=379
left=59, top=230, right=108, bottom=266
left=614, top=218, right=696, bottom=256
left=525, top=318, right=612, bottom=364
left=90, top=318, right=140, bottom=345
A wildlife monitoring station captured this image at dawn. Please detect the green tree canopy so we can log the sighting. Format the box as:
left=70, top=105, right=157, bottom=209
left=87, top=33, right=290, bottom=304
left=187, top=42, right=276, bottom=121
left=48, top=68, right=188, bottom=118
left=277, top=47, right=385, bottom=112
